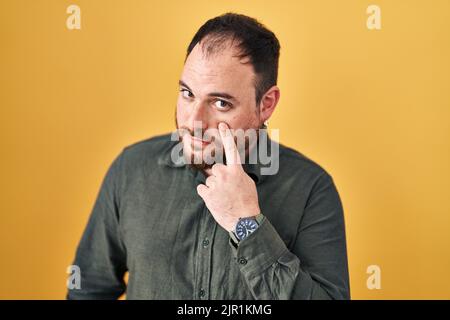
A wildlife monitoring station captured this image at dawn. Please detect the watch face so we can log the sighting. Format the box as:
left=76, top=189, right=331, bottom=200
left=235, top=218, right=259, bottom=241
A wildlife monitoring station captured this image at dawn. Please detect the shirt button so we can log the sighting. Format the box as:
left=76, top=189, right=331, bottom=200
left=202, top=238, right=210, bottom=248
left=199, top=289, right=205, bottom=298
left=238, top=257, right=248, bottom=265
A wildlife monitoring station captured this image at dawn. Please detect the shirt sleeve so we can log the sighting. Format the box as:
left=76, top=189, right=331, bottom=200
left=67, top=152, right=128, bottom=300
left=229, top=172, right=350, bottom=300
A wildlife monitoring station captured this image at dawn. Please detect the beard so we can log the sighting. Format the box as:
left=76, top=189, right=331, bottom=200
left=175, top=116, right=221, bottom=172
left=175, top=114, right=263, bottom=173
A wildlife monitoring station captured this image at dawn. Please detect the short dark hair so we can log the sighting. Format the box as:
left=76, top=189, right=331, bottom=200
left=186, top=13, right=280, bottom=105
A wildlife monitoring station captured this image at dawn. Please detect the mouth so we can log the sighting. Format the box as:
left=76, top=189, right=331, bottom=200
left=190, top=135, right=211, bottom=147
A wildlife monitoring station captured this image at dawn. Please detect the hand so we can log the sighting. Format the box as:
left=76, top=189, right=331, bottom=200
left=196, top=122, right=261, bottom=232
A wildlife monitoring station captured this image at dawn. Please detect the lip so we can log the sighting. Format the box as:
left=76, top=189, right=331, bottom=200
left=191, top=136, right=211, bottom=146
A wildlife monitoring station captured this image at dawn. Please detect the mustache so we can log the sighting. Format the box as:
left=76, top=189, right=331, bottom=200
left=177, top=126, right=205, bottom=138
left=175, top=117, right=210, bottom=140
left=176, top=126, right=222, bottom=144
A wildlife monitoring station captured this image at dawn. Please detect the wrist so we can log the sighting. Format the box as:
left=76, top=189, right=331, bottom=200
left=229, top=213, right=264, bottom=243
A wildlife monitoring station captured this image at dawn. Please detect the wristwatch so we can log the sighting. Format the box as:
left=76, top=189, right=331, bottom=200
left=230, top=213, right=264, bottom=244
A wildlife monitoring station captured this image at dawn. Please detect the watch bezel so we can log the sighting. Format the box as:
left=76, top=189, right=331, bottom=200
left=234, top=217, right=260, bottom=241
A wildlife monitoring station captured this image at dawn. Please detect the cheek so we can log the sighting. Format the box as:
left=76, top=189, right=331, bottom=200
left=228, top=109, right=259, bottom=129
left=176, top=99, right=189, bottom=123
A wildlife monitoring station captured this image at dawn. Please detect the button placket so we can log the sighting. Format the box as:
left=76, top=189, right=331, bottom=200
left=196, top=205, right=217, bottom=299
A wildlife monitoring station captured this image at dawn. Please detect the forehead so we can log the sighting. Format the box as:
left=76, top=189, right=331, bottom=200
left=181, top=42, right=255, bottom=98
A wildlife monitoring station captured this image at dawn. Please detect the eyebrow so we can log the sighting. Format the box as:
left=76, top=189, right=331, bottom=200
left=178, top=80, right=237, bottom=102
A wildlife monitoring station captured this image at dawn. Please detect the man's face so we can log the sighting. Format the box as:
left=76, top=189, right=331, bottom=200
left=176, top=41, right=261, bottom=169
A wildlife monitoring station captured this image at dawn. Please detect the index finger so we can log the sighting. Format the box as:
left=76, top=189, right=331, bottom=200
left=218, top=122, right=242, bottom=166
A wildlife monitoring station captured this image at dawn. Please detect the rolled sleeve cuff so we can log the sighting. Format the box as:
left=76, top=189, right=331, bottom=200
left=228, top=216, right=289, bottom=278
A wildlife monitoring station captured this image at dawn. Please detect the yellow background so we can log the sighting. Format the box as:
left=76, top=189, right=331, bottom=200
left=1, top=0, right=449, bottom=299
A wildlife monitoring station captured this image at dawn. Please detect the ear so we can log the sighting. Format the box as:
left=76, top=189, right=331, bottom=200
left=258, top=85, right=280, bottom=124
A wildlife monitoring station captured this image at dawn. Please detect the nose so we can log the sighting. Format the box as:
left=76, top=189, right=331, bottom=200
left=189, top=102, right=209, bottom=132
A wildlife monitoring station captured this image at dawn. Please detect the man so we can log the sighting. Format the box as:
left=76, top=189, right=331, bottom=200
left=67, top=13, right=350, bottom=300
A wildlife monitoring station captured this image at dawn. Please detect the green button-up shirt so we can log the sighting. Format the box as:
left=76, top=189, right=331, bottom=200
left=67, top=133, right=350, bottom=300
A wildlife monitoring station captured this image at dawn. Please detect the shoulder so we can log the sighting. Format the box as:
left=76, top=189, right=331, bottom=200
left=277, top=143, right=332, bottom=182
left=267, top=142, right=340, bottom=201
left=121, top=132, right=174, bottom=159
left=114, top=133, right=176, bottom=171
left=275, top=144, right=343, bottom=217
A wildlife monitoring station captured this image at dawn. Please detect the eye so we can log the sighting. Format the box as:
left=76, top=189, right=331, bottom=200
left=214, top=99, right=231, bottom=110
left=180, top=88, right=193, bottom=99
